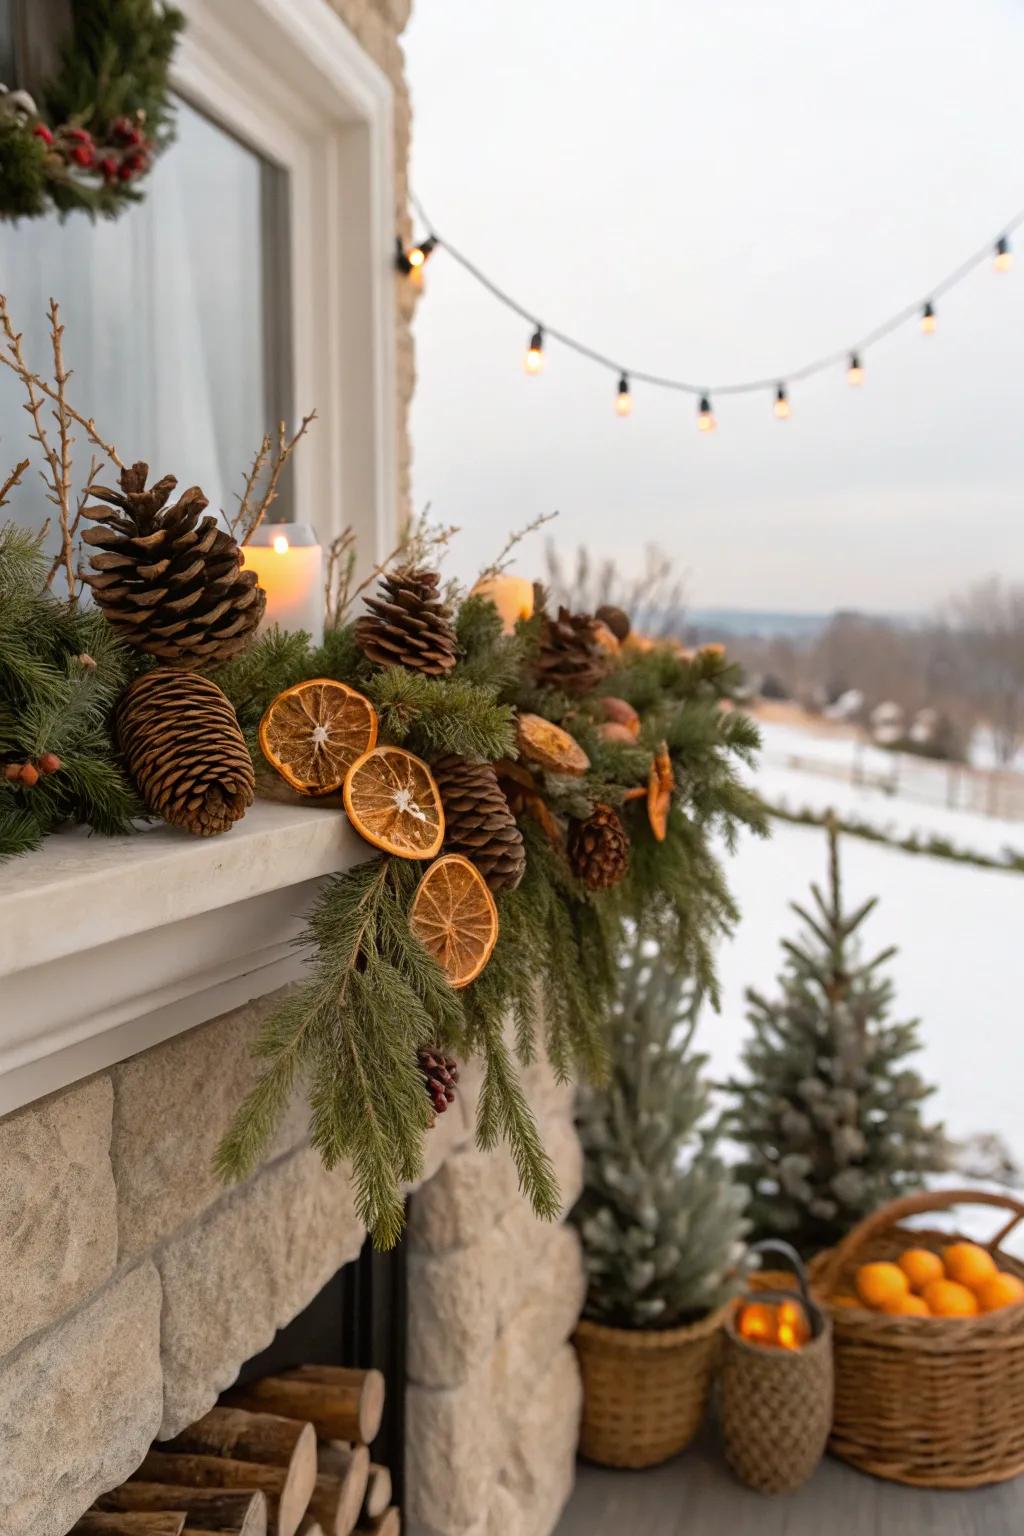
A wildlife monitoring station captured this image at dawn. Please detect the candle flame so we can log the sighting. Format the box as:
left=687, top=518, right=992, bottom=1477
left=273, top=534, right=290, bottom=555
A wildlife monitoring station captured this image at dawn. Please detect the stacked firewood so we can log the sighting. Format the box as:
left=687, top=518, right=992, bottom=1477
left=73, top=1367, right=399, bottom=1536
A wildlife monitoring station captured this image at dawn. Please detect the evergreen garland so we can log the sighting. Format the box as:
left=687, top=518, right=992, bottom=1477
left=0, top=523, right=140, bottom=858
left=725, top=817, right=946, bottom=1256
left=1, top=0, right=183, bottom=221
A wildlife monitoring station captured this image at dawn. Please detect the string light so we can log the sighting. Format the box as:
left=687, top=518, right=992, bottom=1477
left=400, top=194, right=1024, bottom=428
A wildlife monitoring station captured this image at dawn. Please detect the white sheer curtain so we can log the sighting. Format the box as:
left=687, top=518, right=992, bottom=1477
left=0, top=98, right=268, bottom=547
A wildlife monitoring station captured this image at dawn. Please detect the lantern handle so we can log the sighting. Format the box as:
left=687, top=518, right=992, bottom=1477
left=747, top=1238, right=812, bottom=1306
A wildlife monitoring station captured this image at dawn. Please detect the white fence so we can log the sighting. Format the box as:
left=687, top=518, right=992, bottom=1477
left=769, top=749, right=1024, bottom=824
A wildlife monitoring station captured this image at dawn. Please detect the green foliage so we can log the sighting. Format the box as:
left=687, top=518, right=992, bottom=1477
left=365, top=667, right=516, bottom=763
left=0, top=523, right=140, bottom=860
left=3, top=0, right=183, bottom=222
left=725, top=820, right=946, bottom=1256
left=573, top=934, right=748, bottom=1328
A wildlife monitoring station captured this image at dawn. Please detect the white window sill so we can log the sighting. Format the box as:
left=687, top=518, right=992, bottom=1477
left=0, top=804, right=369, bottom=1115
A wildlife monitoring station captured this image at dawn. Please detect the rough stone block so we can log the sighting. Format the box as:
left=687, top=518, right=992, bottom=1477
left=501, top=1345, right=581, bottom=1529
left=407, top=1220, right=507, bottom=1388
left=544, top=1111, right=584, bottom=1218
left=408, top=1142, right=520, bottom=1255
left=496, top=1226, right=586, bottom=1423
left=158, top=1146, right=364, bottom=1435
left=406, top=1359, right=498, bottom=1535
left=111, top=990, right=310, bottom=1258
left=0, top=1074, right=117, bottom=1358
left=486, top=1484, right=525, bottom=1536
left=0, top=1262, right=163, bottom=1536
left=409, top=1095, right=474, bottom=1194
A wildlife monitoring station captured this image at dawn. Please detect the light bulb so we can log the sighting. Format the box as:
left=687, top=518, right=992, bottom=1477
left=615, top=374, right=632, bottom=417
left=407, top=235, right=436, bottom=269
left=995, top=236, right=1013, bottom=273
left=697, top=395, right=716, bottom=433
left=921, top=302, right=937, bottom=335
left=272, top=533, right=289, bottom=555
left=773, top=384, right=790, bottom=420
left=525, top=327, right=544, bottom=375
left=847, top=352, right=864, bottom=386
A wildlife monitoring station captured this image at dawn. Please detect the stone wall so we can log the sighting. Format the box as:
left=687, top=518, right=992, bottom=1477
left=0, top=990, right=582, bottom=1536
left=406, top=1065, right=585, bottom=1536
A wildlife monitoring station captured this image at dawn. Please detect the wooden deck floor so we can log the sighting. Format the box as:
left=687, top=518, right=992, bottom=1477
left=555, top=1439, right=1024, bottom=1536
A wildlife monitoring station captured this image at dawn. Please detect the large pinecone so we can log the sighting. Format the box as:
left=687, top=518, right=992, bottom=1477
left=569, top=803, right=629, bottom=890
left=419, top=1049, right=459, bottom=1121
left=355, top=566, right=458, bottom=676
left=117, top=669, right=255, bottom=836
left=433, top=754, right=526, bottom=894
left=81, top=462, right=265, bottom=666
left=534, top=606, right=607, bottom=695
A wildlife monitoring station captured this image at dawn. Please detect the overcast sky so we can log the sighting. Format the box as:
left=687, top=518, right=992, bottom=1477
left=405, top=0, right=1024, bottom=614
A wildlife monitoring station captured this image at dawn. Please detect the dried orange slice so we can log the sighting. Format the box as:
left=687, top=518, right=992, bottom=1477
left=343, top=745, right=444, bottom=859
left=516, top=713, right=590, bottom=777
left=647, top=740, right=674, bottom=842
left=259, top=679, right=378, bottom=795
left=409, top=854, right=499, bottom=988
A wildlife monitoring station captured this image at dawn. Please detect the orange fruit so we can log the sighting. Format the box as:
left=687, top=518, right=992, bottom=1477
left=975, top=1272, right=1024, bottom=1312
left=882, top=1292, right=931, bottom=1317
left=855, top=1261, right=909, bottom=1311
left=942, top=1242, right=997, bottom=1290
left=516, top=713, right=590, bottom=777
left=408, top=854, right=499, bottom=989
left=922, top=1279, right=979, bottom=1317
left=343, top=746, right=444, bottom=859
left=647, top=741, right=674, bottom=843
left=899, top=1247, right=945, bottom=1293
left=259, top=679, right=378, bottom=795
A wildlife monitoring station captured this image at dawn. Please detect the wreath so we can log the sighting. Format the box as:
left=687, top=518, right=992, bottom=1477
left=0, top=0, right=183, bottom=221
left=0, top=292, right=765, bottom=1248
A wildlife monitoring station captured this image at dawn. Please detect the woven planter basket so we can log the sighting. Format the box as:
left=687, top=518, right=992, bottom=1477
left=718, top=1241, right=833, bottom=1493
left=573, top=1307, right=727, bottom=1468
left=809, top=1188, right=1024, bottom=1489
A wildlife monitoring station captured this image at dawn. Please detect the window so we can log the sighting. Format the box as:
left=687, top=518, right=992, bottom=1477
left=0, top=0, right=397, bottom=564
left=0, top=96, right=289, bottom=535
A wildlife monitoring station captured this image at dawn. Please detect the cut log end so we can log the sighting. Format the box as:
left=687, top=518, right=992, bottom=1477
left=96, top=1485, right=268, bottom=1536
left=361, top=1466, right=392, bottom=1525
left=224, top=1368, right=385, bottom=1447
left=359, top=1509, right=400, bottom=1536
left=72, top=1516, right=187, bottom=1536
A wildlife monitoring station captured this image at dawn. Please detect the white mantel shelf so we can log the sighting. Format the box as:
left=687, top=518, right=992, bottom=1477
left=0, top=803, right=371, bottom=1117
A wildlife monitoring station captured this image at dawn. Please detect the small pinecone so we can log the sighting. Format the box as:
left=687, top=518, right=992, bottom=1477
left=419, top=1049, right=459, bottom=1120
left=433, top=754, right=526, bottom=894
left=81, top=462, right=265, bottom=666
left=117, top=669, right=255, bottom=836
left=355, top=566, right=458, bottom=676
left=569, top=803, right=630, bottom=890
left=534, top=606, right=607, bottom=696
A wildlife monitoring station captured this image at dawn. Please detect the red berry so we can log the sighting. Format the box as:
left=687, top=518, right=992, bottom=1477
left=65, top=126, right=93, bottom=144
left=19, top=763, right=39, bottom=787
left=38, top=752, right=62, bottom=775
left=71, top=145, right=95, bottom=168
left=112, top=115, right=135, bottom=143
left=3, top=762, right=22, bottom=782
left=32, top=123, right=54, bottom=145
left=98, top=156, right=119, bottom=181
left=118, top=161, right=135, bottom=182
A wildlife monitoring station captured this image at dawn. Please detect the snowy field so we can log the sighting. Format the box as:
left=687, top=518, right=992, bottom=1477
left=704, top=731, right=1024, bottom=1247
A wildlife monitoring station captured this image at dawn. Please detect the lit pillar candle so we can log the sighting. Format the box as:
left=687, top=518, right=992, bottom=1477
left=242, top=522, right=324, bottom=645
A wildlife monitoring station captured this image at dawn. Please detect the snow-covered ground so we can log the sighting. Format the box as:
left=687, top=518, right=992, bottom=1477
left=706, top=736, right=1024, bottom=1246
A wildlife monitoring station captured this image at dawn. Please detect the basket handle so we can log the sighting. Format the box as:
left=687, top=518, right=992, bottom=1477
left=748, top=1239, right=812, bottom=1305
left=816, top=1187, right=1024, bottom=1293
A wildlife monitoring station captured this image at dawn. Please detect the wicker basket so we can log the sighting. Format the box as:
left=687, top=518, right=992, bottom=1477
left=573, top=1307, right=727, bottom=1468
left=718, top=1241, right=833, bottom=1493
left=809, top=1188, right=1024, bottom=1488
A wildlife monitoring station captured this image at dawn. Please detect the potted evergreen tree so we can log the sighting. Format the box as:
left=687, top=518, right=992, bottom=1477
left=571, top=935, right=748, bottom=1468
left=726, top=816, right=946, bottom=1257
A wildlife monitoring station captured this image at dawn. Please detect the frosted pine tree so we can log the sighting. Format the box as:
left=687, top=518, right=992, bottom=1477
left=727, top=817, right=945, bottom=1256
left=572, top=935, right=747, bottom=1329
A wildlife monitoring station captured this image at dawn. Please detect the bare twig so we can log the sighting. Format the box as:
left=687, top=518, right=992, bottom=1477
left=0, top=294, right=124, bottom=471
left=335, top=506, right=459, bottom=624
left=478, top=509, right=560, bottom=582
left=324, top=526, right=358, bottom=631
left=233, top=410, right=318, bottom=544
left=0, top=458, right=29, bottom=509
left=47, top=299, right=76, bottom=598
left=46, top=453, right=99, bottom=592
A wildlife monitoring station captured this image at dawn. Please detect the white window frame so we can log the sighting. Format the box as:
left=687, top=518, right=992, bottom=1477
left=173, top=0, right=398, bottom=563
